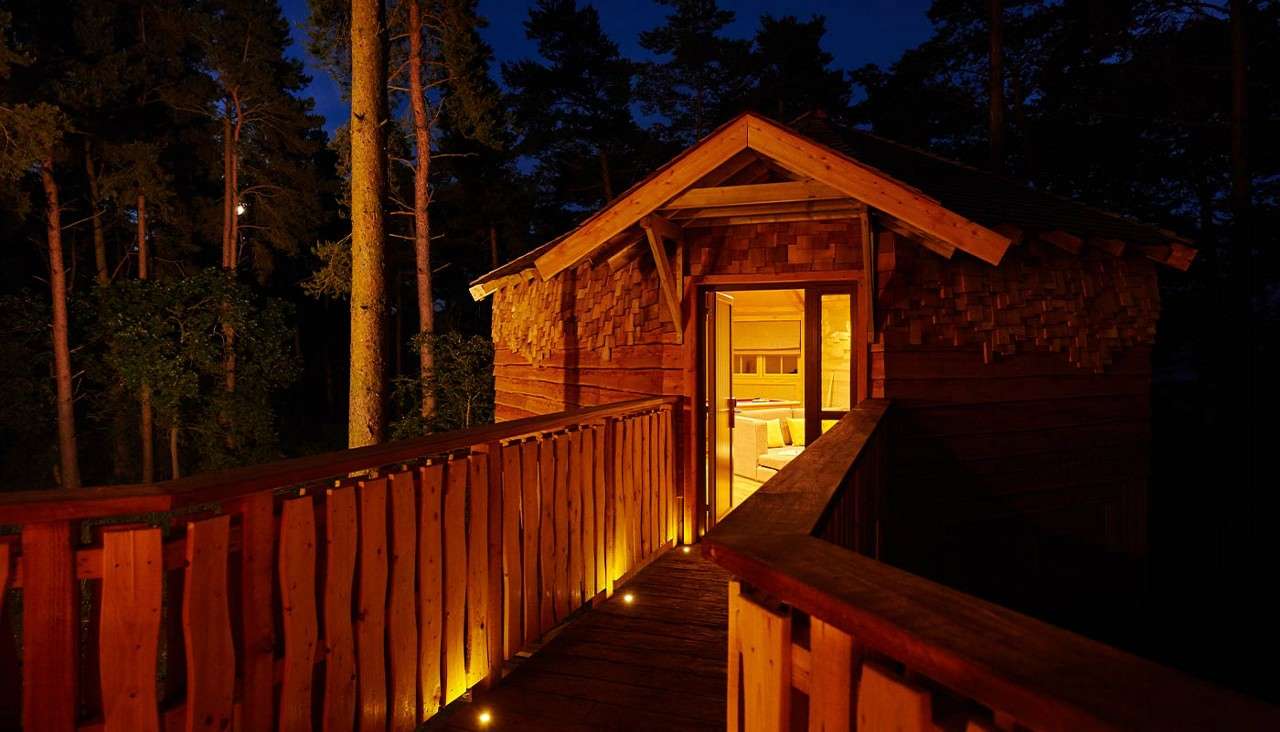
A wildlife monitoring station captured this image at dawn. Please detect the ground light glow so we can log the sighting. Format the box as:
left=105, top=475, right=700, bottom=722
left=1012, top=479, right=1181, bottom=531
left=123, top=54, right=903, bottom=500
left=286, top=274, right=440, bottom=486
left=623, top=592, right=635, bottom=604
left=478, top=709, right=492, bottom=726
left=681, top=546, right=691, bottom=553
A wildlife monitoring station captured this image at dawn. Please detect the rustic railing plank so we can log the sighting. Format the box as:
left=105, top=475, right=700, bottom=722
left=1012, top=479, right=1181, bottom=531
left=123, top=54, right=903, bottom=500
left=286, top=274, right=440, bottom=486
left=183, top=515, right=235, bottom=732
left=239, top=492, right=275, bottom=732
left=520, top=439, right=542, bottom=642
left=100, top=527, right=162, bottom=732
left=278, top=495, right=318, bottom=732
left=22, top=521, right=78, bottom=732
left=501, top=442, right=524, bottom=657
left=442, top=458, right=468, bottom=705
left=466, top=454, right=491, bottom=687
left=323, top=485, right=358, bottom=732
left=356, top=478, right=389, bottom=732
left=857, top=663, right=934, bottom=732
left=732, top=581, right=792, bottom=729
left=593, top=424, right=607, bottom=594
left=418, top=462, right=444, bottom=718
left=388, top=471, right=419, bottom=729
left=552, top=434, right=570, bottom=621
left=567, top=430, right=584, bottom=608
left=538, top=437, right=556, bottom=630
left=580, top=428, right=597, bottom=599
left=808, top=617, right=856, bottom=732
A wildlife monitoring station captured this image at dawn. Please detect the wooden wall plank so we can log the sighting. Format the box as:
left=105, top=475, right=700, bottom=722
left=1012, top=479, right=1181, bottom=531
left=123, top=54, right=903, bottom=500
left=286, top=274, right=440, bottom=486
left=21, top=521, right=78, bottom=732
left=502, top=443, right=524, bottom=657
left=733, top=582, right=792, bottom=729
left=467, top=454, right=491, bottom=688
left=553, top=434, right=571, bottom=620
left=580, top=428, right=597, bottom=599
left=630, top=416, right=643, bottom=565
left=100, top=528, right=162, bottom=732
left=856, top=663, right=934, bottom=732
left=323, top=486, right=358, bottom=732
left=238, top=493, right=275, bottom=732
left=727, top=580, right=742, bottom=732
left=809, top=617, right=856, bottom=732
left=538, top=437, right=556, bottom=632
left=568, top=430, right=585, bottom=608
left=520, top=440, right=542, bottom=642
left=279, top=496, right=318, bottom=732
left=388, top=471, right=419, bottom=730
left=183, top=515, right=235, bottom=732
left=649, top=412, right=659, bottom=551
left=356, top=478, right=389, bottom=732
left=418, top=463, right=444, bottom=718
left=443, top=459, right=468, bottom=705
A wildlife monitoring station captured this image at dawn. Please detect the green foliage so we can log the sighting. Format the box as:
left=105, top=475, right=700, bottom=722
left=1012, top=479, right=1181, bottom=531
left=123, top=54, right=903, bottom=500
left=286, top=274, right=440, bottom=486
left=390, top=332, right=494, bottom=438
left=303, top=237, right=352, bottom=299
left=98, top=269, right=299, bottom=470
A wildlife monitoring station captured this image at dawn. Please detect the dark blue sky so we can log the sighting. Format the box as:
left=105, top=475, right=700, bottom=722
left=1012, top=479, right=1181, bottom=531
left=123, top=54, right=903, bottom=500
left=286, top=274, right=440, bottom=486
left=280, top=0, right=936, bottom=134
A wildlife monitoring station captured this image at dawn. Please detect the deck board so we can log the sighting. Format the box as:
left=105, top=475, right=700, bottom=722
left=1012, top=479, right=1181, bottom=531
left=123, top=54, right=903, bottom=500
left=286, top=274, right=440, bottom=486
left=425, top=548, right=729, bottom=731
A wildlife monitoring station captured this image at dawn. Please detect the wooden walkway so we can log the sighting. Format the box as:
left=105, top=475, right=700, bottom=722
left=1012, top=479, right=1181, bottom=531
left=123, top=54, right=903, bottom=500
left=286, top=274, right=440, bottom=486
left=425, top=548, right=730, bottom=731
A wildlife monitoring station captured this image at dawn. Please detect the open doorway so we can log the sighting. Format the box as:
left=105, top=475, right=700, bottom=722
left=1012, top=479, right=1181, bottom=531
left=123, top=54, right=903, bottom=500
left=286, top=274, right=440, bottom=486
left=703, top=285, right=855, bottom=525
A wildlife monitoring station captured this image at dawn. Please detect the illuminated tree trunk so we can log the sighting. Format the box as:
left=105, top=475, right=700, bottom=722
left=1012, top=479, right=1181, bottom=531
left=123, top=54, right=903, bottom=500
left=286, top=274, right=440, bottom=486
left=988, top=0, right=1004, bottom=173
left=84, top=140, right=110, bottom=287
left=348, top=0, right=388, bottom=447
left=41, top=157, right=81, bottom=490
left=408, top=0, right=435, bottom=420
left=169, top=424, right=180, bottom=479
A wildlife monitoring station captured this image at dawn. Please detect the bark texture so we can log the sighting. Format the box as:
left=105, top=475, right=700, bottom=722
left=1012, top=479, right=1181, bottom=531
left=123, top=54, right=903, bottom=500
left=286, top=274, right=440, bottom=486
left=408, top=0, right=435, bottom=420
left=41, top=158, right=81, bottom=489
left=348, top=0, right=388, bottom=447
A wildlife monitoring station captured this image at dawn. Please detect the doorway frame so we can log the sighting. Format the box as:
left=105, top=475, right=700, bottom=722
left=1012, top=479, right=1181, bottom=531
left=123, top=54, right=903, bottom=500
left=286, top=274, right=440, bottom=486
left=683, top=270, right=869, bottom=537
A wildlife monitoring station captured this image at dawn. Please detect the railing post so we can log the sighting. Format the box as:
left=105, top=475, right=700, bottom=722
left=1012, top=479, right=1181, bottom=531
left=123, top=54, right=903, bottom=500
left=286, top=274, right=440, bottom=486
left=485, top=440, right=505, bottom=687
left=22, top=520, right=78, bottom=732
left=238, top=493, right=275, bottom=731
left=602, top=416, right=616, bottom=597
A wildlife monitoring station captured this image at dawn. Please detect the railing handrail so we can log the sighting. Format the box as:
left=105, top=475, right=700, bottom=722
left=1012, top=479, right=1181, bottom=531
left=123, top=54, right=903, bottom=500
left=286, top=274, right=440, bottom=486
left=0, top=395, right=677, bottom=526
left=703, top=399, right=1280, bottom=731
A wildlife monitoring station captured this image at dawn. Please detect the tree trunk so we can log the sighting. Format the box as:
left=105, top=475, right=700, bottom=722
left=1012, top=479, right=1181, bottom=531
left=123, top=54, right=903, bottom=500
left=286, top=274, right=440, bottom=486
left=137, top=192, right=154, bottom=482
left=408, top=0, right=435, bottom=420
left=83, top=140, right=109, bottom=286
left=988, top=0, right=1005, bottom=173
left=169, top=423, right=180, bottom=479
left=348, top=0, right=388, bottom=447
left=41, top=157, right=81, bottom=490
left=489, top=224, right=499, bottom=270
left=222, top=115, right=234, bottom=269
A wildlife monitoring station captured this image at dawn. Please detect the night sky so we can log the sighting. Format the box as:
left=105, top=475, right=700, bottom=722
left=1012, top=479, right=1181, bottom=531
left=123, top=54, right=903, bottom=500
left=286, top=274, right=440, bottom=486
left=279, top=0, right=936, bottom=135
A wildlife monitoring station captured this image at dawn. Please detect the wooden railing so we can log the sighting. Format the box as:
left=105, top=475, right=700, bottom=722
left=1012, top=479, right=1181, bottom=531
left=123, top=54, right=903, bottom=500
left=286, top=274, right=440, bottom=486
left=0, top=396, right=680, bottom=731
left=703, top=399, right=1280, bottom=731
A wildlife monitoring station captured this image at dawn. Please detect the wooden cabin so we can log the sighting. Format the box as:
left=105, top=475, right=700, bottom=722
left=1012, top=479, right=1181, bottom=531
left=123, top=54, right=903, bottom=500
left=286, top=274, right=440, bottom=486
left=471, top=111, right=1196, bottom=616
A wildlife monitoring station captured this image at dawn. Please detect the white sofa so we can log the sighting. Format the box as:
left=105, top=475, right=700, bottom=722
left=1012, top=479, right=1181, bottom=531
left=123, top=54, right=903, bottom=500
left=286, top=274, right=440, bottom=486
left=733, top=405, right=805, bottom=482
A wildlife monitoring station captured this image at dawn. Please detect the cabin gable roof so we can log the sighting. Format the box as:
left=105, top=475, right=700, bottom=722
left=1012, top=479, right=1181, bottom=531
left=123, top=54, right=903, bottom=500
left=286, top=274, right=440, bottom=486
left=471, top=112, right=1194, bottom=299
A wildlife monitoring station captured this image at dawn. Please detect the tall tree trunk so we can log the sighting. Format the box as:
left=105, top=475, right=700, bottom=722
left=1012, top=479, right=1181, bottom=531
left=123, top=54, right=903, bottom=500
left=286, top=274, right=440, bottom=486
left=83, top=140, right=109, bottom=286
left=169, top=423, right=180, bottom=479
left=137, top=192, right=154, bottom=482
left=348, top=0, right=388, bottom=447
left=41, top=157, right=81, bottom=490
left=222, top=115, right=234, bottom=269
left=988, top=0, right=1005, bottom=173
left=408, top=0, right=435, bottom=420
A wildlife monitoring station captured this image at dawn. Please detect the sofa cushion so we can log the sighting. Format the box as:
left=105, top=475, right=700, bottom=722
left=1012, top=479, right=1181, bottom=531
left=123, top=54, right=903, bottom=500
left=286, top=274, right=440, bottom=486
left=786, top=417, right=806, bottom=447
left=765, top=419, right=785, bottom=448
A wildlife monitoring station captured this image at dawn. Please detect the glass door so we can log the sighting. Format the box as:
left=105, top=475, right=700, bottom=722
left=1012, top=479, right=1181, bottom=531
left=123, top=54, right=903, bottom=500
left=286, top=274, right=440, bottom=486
left=805, top=287, right=855, bottom=442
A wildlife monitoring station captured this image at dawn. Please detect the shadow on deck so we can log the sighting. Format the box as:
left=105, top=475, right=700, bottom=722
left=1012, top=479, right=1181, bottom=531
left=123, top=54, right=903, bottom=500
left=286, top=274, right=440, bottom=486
left=426, top=549, right=730, bottom=731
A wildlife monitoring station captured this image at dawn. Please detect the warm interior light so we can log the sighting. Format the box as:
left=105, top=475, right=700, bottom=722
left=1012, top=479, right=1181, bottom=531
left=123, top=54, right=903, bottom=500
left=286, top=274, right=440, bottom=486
left=623, top=592, right=635, bottom=604
left=478, top=709, right=492, bottom=725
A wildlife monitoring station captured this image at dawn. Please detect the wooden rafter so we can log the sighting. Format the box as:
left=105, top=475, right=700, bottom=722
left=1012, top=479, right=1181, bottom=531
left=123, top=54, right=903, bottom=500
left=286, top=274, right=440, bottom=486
left=1039, top=230, right=1084, bottom=255
left=640, top=214, right=685, bottom=343
left=663, top=179, right=844, bottom=210
left=683, top=208, right=864, bottom=228
left=668, top=198, right=862, bottom=221
left=876, top=215, right=956, bottom=259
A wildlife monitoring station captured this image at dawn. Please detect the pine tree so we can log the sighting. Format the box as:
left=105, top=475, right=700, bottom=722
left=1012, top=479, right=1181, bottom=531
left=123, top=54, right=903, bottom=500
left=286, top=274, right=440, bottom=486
left=747, top=15, right=850, bottom=123
left=635, top=0, right=752, bottom=144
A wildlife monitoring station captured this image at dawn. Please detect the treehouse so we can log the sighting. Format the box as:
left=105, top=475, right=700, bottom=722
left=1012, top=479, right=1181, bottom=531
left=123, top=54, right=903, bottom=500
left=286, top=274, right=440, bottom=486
left=1, top=112, right=1274, bottom=732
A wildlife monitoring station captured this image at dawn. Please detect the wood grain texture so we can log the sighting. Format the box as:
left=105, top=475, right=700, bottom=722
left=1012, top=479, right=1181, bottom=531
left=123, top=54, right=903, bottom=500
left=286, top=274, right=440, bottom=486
left=238, top=493, right=275, bottom=732
left=567, top=430, right=584, bottom=608
left=538, top=437, right=556, bottom=632
left=443, top=458, right=468, bottom=705
left=552, top=434, right=570, bottom=621
left=100, top=528, right=162, bottom=732
left=857, top=663, right=934, bottom=732
left=467, top=454, right=491, bottom=687
left=808, top=617, right=856, bottom=732
left=521, top=440, right=542, bottom=642
left=183, top=515, right=235, bottom=732
left=593, top=424, right=607, bottom=594
left=356, top=478, right=389, bottom=732
left=486, top=442, right=506, bottom=684
left=732, top=583, right=792, bottom=729
left=323, top=486, right=358, bottom=732
left=388, top=471, right=419, bottom=729
left=502, top=442, right=524, bottom=657
left=418, top=462, right=445, bottom=718
left=21, top=521, right=78, bottom=732
left=579, top=428, right=597, bottom=599
left=279, top=496, right=318, bottom=732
